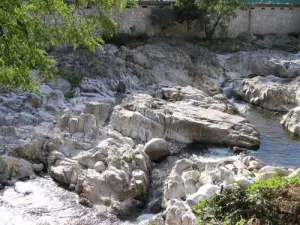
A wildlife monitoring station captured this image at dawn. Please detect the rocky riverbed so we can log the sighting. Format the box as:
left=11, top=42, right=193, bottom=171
left=1, top=36, right=300, bottom=225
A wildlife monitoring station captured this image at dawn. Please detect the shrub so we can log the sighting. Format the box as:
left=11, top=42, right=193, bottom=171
left=194, top=174, right=300, bottom=225
left=105, top=33, right=149, bottom=47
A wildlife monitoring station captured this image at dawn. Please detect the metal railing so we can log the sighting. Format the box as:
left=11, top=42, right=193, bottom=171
left=245, top=0, right=300, bottom=4
left=136, top=0, right=300, bottom=4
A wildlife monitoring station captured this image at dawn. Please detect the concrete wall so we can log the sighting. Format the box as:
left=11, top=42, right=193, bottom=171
left=114, top=5, right=205, bottom=38
left=114, top=6, right=154, bottom=35
left=250, top=6, right=300, bottom=35
left=228, top=6, right=300, bottom=37
left=114, top=5, right=300, bottom=38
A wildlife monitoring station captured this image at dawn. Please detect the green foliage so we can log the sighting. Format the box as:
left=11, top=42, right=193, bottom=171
left=173, top=0, right=204, bottom=31
left=150, top=7, right=176, bottom=31
left=148, top=219, right=157, bottom=225
left=128, top=148, right=133, bottom=162
left=174, top=0, right=246, bottom=40
left=0, top=0, right=135, bottom=91
left=199, top=40, right=210, bottom=46
left=249, top=174, right=300, bottom=196
left=235, top=219, right=248, bottom=225
left=57, top=69, right=82, bottom=89
left=194, top=174, right=300, bottom=225
left=105, top=32, right=148, bottom=47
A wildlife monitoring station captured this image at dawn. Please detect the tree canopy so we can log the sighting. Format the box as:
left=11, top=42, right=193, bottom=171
left=174, top=0, right=246, bottom=40
left=0, top=0, right=133, bottom=91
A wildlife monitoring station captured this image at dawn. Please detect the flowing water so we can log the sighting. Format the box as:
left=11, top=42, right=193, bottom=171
left=0, top=147, right=233, bottom=225
left=121, top=145, right=233, bottom=224
left=0, top=176, right=119, bottom=225
left=234, top=101, right=300, bottom=167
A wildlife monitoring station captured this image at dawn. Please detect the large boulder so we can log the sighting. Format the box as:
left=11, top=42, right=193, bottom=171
left=117, top=40, right=225, bottom=95
left=186, top=184, right=220, bottom=207
left=258, top=165, right=290, bottom=176
left=255, top=35, right=299, bottom=49
left=110, top=89, right=260, bottom=149
left=0, top=156, right=34, bottom=182
left=94, top=161, right=106, bottom=173
left=234, top=76, right=300, bottom=112
left=8, top=137, right=45, bottom=163
left=59, top=112, right=97, bottom=134
left=281, top=106, right=300, bottom=136
left=164, top=199, right=197, bottom=225
left=225, top=50, right=300, bottom=78
left=47, top=130, right=152, bottom=215
left=256, top=166, right=290, bottom=181
left=48, top=151, right=81, bottom=187
left=163, top=155, right=255, bottom=206
left=76, top=148, right=151, bottom=211
left=85, top=101, right=112, bottom=125
left=54, top=40, right=226, bottom=99
left=48, top=78, right=71, bottom=94
left=46, top=89, right=65, bottom=112
left=144, top=138, right=169, bottom=161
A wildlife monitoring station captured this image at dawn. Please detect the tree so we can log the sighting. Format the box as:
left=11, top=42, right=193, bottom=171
left=174, top=0, right=246, bottom=40
left=0, top=0, right=134, bottom=91
left=150, top=7, right=176, bottom=34
left=173, top=0, right=204, bottom=32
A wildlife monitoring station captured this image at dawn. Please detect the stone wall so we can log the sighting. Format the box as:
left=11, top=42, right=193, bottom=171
left=114, top=5, right=300, bottom=38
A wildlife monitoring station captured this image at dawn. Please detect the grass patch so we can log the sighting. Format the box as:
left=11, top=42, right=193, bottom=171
left=194, top=174, right=300, bottom=225
left=199, top=40, right=210, bottom=47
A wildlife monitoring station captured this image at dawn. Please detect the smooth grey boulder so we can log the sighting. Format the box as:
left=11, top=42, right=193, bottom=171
left=186, top=184, right=220, bottom=207
left=111, top=91, right=260, bottom=149
left=32, top=163, right=44, bottom=172
left=94, top=161, right=106, bottom=173
left=164, top=199, right=197, bottom=225
left=0, top=156, right=34, bottom=182
left=47, top=89, right=65, bottom=106
left=144, top=138, right=169, bottom=161
left=48, top=151, right=80, bottom=186
left=225, top=51, right=300, bottom=78
left=234, top=76, right=300, bottom=112
left=281, top=106, right=300, bottom=136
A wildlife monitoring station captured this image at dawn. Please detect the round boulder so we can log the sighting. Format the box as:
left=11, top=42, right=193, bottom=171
left=32, top=163, right=44, bottom=172
left=186, top=184, right=220, bottom=207
left=143, top=138, right=169, bottom=161
left=94, top=161, right=106, bottom=173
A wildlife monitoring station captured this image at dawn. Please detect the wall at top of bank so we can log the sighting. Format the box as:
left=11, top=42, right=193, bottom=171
left=114, top=4, right=300, bottom=38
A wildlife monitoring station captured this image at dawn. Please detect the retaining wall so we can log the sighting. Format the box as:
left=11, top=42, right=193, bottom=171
left=114, top=4, right=300, bottom=38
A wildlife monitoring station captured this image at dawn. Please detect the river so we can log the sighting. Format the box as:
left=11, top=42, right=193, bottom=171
left=235, top=101, right=300, bottom=167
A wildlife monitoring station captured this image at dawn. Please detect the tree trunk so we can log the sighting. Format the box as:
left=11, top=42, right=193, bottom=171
left=205, top=14, right=222, bottom=40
